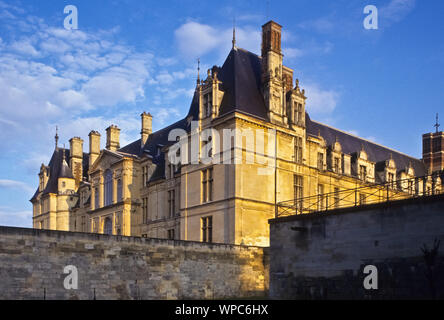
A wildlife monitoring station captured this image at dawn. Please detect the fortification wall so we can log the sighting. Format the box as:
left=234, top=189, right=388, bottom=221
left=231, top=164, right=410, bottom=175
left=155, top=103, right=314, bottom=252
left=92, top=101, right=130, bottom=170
left=269, top=195, right=444, bottom=299
left=0, top=227, right=268, bottom=300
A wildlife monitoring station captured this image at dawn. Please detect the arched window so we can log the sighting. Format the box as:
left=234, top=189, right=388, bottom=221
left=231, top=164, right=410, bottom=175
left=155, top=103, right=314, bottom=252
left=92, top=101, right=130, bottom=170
left=104, top=169, right=113, bottom=206
left=104, top=217, right=112, bottom=235
left=117, top=179, right=122, bottom=202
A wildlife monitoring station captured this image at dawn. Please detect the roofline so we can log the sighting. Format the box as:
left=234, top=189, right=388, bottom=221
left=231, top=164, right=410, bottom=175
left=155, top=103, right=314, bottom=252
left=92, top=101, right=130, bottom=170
left=310, top=119, right=422, bottom=162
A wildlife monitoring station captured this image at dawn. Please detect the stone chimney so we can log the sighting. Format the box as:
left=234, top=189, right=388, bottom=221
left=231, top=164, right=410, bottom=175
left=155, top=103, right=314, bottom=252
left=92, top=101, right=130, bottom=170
left=69, top=137, right=83, bottom=186
left=89, top=131, right=101, bottom=167
left=141, top=112, right=153, bottom=147
left=106, top=125, right=120, bottom=151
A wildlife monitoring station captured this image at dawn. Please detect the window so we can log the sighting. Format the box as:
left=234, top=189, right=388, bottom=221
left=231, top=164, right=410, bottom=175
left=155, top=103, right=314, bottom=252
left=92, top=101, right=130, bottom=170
left=81, top=216, right=86, bottom=232
left=167, top=229, right=175, bottom=240
left=201, top=216, right=213, bottom=243
left=317, top=184, right=325, bottom=211
left=359, top=193, right=366, bottom=205
left=317, top=153, right=324, bottom=170
left=39, top=221, right=44, bottom=229
left=104, top=217, right=112, bottom=235
left=94, top=187, right=99, bottom=209
left=408, top=180, right=414, bottom=195
left=294, top=102, right=303, bottom=124
left=334, top=187, right=340, bottom=209
left=204, top=93, right=212, bottom=117
left=142, top=197, right=149, bottom=223
left=293, top=175, right=303, bottom=213
left=117, top=179, right=122, bottom=202
left=142, top=166, right=148, bottom=187
left=168, top=190, right=176, bottom=218
left=359, top=165, right=367, bottom=181
left=333, top=157, right=340, bottom=173
left=202, top=168, right=213, bottom=203
left=295, top=137, right=303, bottom=164
left=104, top=169, right=113, bottom=206
left=387, top=172, right=395, bottom=188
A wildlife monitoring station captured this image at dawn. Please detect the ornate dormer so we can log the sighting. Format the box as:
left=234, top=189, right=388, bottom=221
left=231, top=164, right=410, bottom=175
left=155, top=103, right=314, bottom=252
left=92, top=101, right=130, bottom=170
left=397, top=162, right=416, bottom=194
left=327, top=138, right=342, bottom=174
left=198, top=66, right=224, bottom=123
left=287, top=79, right=307, bottom=130
left=352, top=145, right=375, bottom=183
left=39, top=163, right=49, bottom=192
left=375, top=154, right=397, bottom=186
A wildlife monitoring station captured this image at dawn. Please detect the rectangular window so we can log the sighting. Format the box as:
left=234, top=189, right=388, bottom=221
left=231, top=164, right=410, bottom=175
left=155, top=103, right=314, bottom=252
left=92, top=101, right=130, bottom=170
left=167, top=229, right=175, bottom=240
left=334, top=187, right=340, bottom=209
left=333, top=157, right=340, bottom=173
left=359, top=165, right=367, bottom=181
left=168, top=190, right=175, bottom=218
left=317, top=153, right=324, bottom=170
left=295, top=137, right=303, bottom=164
left=204, top=93, right=212, bottom=117
left=388, top=172, right=395, bottom=188
left=202, top=168, right=213, bottom=203
left=408, top=180, right=414, bottom=195
left=359, top=193, right=366, bottom=205
left=94, top=187, right=99, bottom=209
left=318, top=184, right=325, bottom=211
left=294, top=102, right=303, bottom=124
left=201, top=216, right=213, bottom=243
left=142, top=197, right=149, bottom=224
left=293, top=175, right=303, bottom=213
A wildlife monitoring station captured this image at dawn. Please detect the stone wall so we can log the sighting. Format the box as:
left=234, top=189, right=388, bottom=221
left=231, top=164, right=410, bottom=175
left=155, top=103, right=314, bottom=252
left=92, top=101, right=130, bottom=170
left=269, top=195, right=444, bottom=299
left=0, top=227, right=268, bottom=300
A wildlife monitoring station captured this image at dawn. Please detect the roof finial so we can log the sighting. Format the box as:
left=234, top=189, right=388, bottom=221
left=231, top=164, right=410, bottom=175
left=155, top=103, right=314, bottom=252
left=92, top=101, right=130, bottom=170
left=232, top=17, right=236, bottom=49
left=62, top=143, right=66, bottom=161
left=435, top=113, right=440, bottom=133
left=55, top=126, right=59, bottom=150
left=196, top=58, right=200, bottom=85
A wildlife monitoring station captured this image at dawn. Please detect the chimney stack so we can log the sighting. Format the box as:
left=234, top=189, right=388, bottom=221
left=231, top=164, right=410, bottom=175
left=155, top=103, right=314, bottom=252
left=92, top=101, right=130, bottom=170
left=141, top=112, right=153, bottom=147
left=106, top=125, right=120, bottom=151
left=89, top=131, right=101, bottom=167
left=69, top=137, right=84, bottom=186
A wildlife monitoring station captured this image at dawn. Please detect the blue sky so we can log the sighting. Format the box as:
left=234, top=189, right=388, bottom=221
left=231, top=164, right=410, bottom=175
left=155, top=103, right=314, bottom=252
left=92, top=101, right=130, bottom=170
left=0, top=0, right=443, bottom=227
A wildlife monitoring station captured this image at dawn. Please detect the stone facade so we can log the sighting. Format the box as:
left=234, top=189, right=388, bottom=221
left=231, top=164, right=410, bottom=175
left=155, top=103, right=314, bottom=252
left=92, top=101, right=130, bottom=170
left=31, top=20, right=443, bottom=247
left=0, top=226, right=268, bottom=300
left=269, top=194, right=444, bottom=299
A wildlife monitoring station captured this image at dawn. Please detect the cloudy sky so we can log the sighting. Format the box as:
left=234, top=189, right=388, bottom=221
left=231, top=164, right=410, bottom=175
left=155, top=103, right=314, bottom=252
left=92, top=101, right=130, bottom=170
left=0, top=0, right=443, bottom=227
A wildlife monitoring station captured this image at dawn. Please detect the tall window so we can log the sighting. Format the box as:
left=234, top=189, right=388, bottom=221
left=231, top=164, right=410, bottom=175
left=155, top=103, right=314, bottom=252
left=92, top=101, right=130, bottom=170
left=294, top=175, right=303, bottom=213
left=333, top=157, right=340, bottom=173
left=388, top=172, right=395, bottom=188
left=317, top=153, right=324, bottom=170
left=117, top=179, right=122, bottom=202
left=334, top=187, right=340, bottom=209
left=294, top=102, right=303, bottom=124
left=202, top=216, right=213, bottom=243
left=104, top=217, right=112, bottom=235
left=204, top=93, right=212, bottom=117
left=202, top=168, right=213, bottom=203
left=142, top=197, right=149, bottom=223
left=104, top=169, right=113, bottom=206
left=142, top=166, right=148, bottom=187
left=167, top=229, right=175, bottom=240
left=168, top=190, right=176, bottom=218
left=317, top=184, right=325, bottom=211
left=94, top=187, right=99, bottom=209
left=359, top=165, right=367, bottom=181
left=295, top=137, right=303, bottom=164
left=408, top=180, right=414, bottom=195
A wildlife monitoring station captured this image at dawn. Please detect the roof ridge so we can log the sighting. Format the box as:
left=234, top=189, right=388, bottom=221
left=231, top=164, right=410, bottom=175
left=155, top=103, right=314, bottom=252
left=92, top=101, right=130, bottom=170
left=310, top=119, right=421, bottom=162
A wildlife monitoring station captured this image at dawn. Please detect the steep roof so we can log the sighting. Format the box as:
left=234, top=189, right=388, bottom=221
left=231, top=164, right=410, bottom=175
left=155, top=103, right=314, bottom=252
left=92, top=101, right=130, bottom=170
left=306, top=113, right=427, bottom=176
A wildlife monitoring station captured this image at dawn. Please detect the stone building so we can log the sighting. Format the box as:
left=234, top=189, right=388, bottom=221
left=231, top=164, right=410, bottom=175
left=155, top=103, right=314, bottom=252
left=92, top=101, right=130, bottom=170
left=31, top=21, right=443, bottom=246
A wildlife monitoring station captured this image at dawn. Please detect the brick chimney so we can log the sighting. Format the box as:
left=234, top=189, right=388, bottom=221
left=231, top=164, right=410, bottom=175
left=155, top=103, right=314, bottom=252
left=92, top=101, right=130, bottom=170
left=106, top=125, right=120, bottom=151
left=423, top=132, right=444, bottom=173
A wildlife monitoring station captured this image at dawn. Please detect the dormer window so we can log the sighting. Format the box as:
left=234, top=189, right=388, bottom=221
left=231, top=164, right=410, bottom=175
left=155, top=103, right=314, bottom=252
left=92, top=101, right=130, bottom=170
left=333, top=157, right=340, bottom=173
left=294, top=102, right=303, bottom=124
left=359, top=165, right=367, bottom=181
left=317, top=152, right=324, bottom=170
left=204, top=93, right=212, bottom=117
left=388, top=172, right=395, bottom=187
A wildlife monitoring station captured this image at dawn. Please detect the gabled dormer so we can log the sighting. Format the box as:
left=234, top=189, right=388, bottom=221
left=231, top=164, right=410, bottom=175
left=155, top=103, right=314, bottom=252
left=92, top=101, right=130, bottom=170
left=327, top=139, right=342, bottom=174
left=351, top=146, right=375, bottom=183
left=199, top=66, right=224, bottom=123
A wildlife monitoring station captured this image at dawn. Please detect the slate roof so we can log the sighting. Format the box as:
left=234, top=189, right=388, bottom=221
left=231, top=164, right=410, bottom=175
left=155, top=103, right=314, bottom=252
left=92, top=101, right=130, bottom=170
left=306, top=113, right=427, bottom=176
left=30, top=148, right=89, bottom=202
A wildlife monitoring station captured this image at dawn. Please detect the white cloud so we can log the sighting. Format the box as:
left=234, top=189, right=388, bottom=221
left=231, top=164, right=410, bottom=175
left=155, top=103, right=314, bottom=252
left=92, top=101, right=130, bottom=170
left=380, top=0, right=416, bottom=25
left=304, top=83, right=340, bottom=116
left=0, top=179, right=34, bottom=194
left=0, top=209, right=32, bottom=228
left=174, top=21, right=261, bottom=59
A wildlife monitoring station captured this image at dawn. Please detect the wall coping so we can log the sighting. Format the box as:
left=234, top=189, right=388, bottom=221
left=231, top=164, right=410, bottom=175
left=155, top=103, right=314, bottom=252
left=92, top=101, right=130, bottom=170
left=269, top=193, right=444, bottom=224
left=0, top=226, right=268, bottom=250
